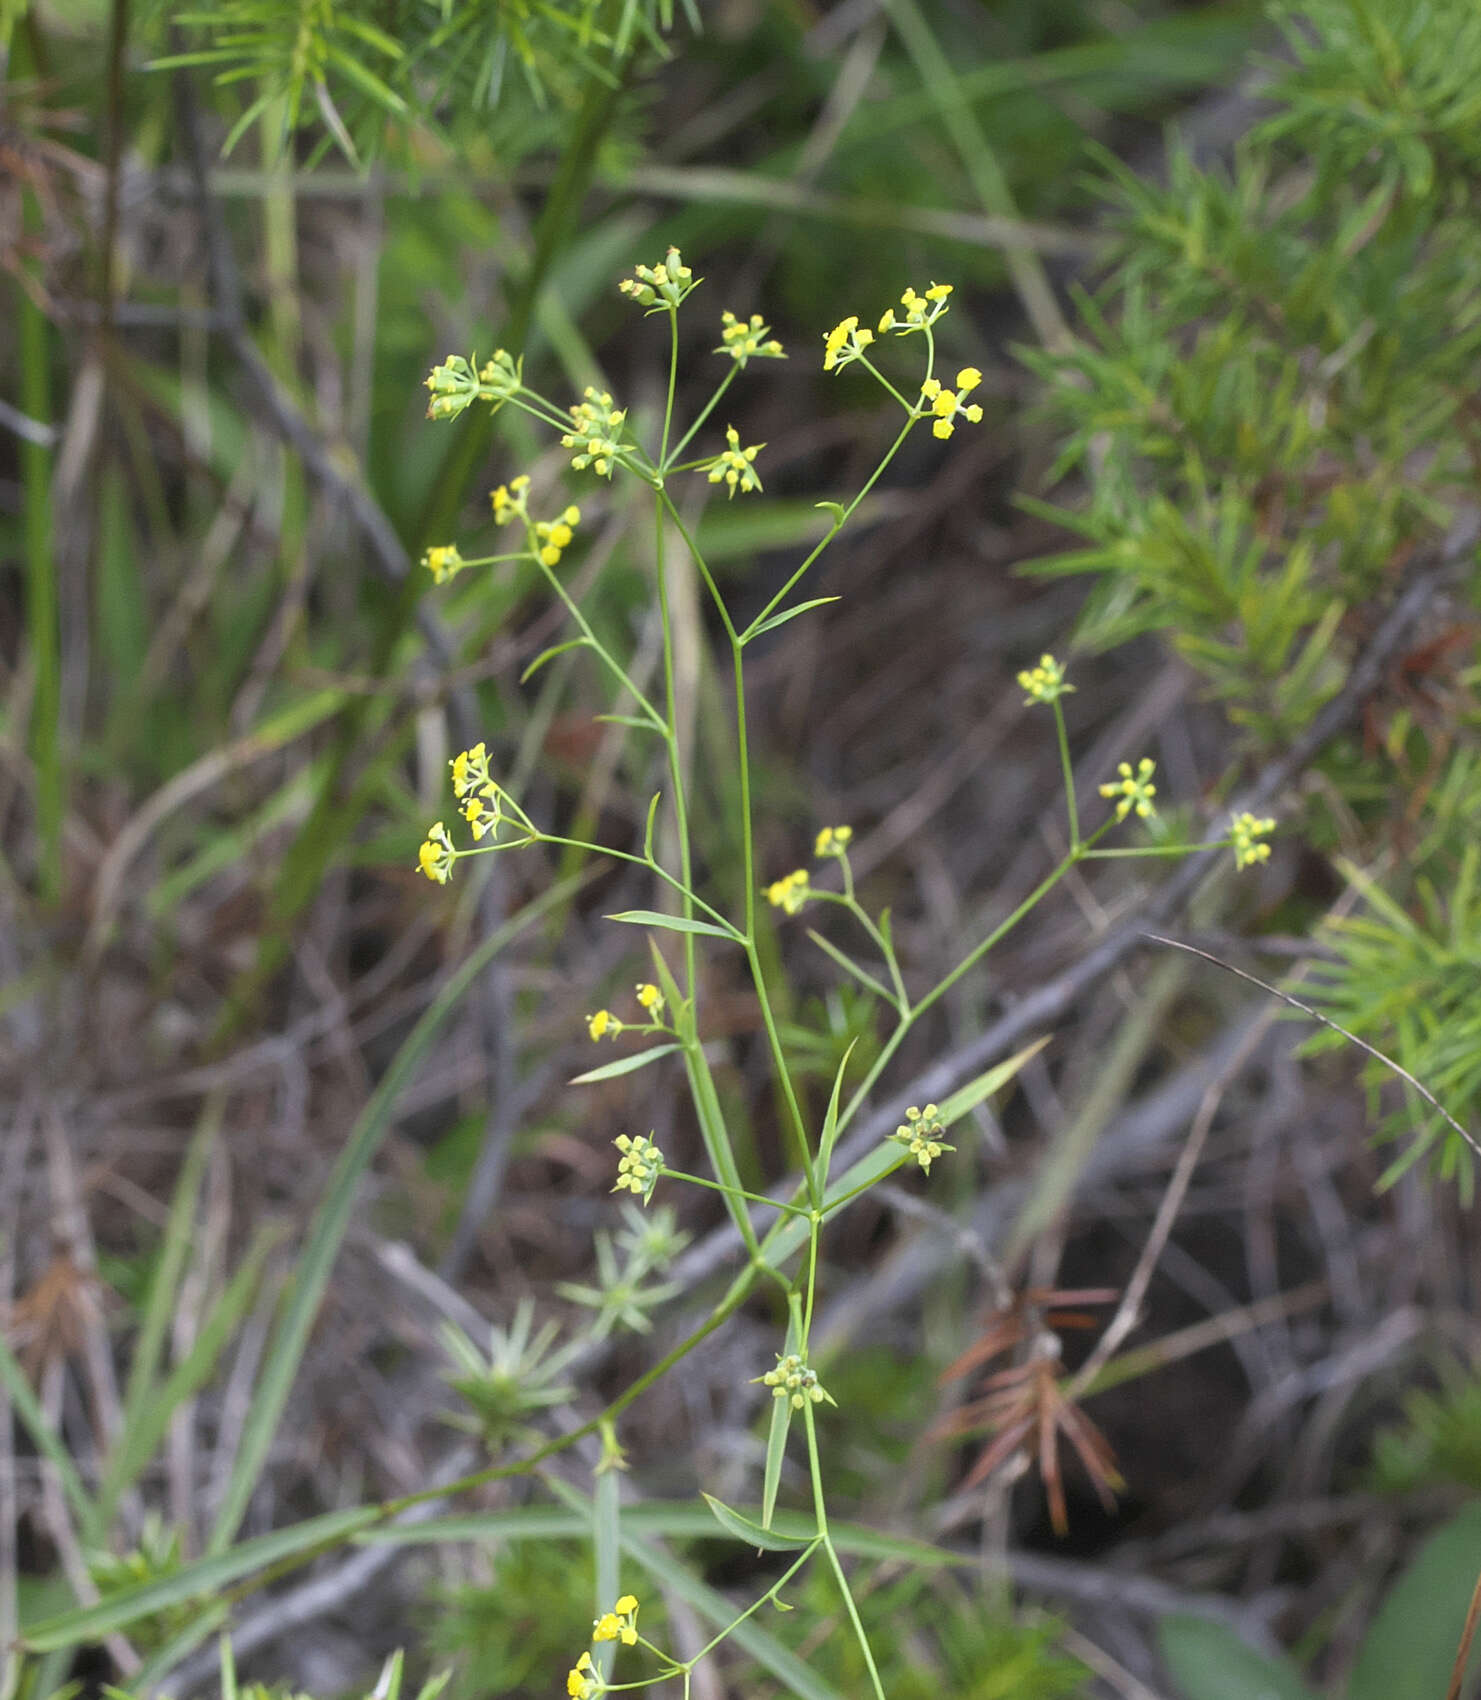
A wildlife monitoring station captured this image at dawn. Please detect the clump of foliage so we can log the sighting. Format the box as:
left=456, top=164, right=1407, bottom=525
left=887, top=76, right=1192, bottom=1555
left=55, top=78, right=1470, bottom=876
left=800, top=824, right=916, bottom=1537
left=1023, top=0, right=1481, bottom=1184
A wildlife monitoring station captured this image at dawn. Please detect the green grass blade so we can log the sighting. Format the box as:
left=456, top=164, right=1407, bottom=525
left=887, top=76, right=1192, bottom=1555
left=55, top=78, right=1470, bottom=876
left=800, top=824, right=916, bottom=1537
left=207, top=871, right=588, bottom=1552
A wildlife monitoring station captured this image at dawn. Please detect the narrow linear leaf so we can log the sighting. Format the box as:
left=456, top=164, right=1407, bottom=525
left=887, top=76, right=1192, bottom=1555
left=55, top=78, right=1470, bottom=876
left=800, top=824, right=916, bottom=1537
left=760, top=1395, right=794, bottom=1534
left=521, top=638, right=589, bottom=685
left=805, top=929, right=893, bottom=1003
left=743, top=597, right=841, bottom=643
left=701, top=1493, right=813, bottom=1552
left=207, top=873, right=587, bottom=1553
left=937, top=1035, right=1051, bottom=1128
left=606, top=910, right=739, bottom=941
left=23, top=1507, right=378, bottom=1651
left=813, top=1038, right=859, bottom=1197
left=569, top=1044, right=680, bottom=1084
left=642, top=792, right=663, bottom=863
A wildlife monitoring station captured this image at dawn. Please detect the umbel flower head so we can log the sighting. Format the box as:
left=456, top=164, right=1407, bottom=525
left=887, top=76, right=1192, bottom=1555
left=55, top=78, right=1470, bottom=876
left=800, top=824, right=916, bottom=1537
left=593, top=1594, right=640, bottom=1646
left=755, top=1352, right=837, bottom=1410
left=890, top=1104, right=954, bottom=1174
left=417, top=822, right=455, bottom=885
left=920, top=368, right=984, bottom=440
left=1017, top=653, right=1073, bottom=705
left=1230, top=811, right=1276, bottom=869
left=814, top=824, right=853, bottom=858
left=764, top=868, right=810, bottom=915
left=534, top=505, right=582, bottom=567
left=613, top=1133, right=664, bottom=1204
left=561, top=389, right=629, bottom=478
left=421, top=544, right=465, bottom=585
left=822, top=314, right=874, bottom=373
left=566, top=1651, right=600, bottom=1699
left=1099, top=757, right=1158, bottom=822
left=491, top=476, right=530, bottom=527
left=705, top=425, right=764, bottom=498
left=879, top=281, right=953, bottom=334
left=717, top=310, right=785, bottom=366
left=619, top=246, right=698, bottom=310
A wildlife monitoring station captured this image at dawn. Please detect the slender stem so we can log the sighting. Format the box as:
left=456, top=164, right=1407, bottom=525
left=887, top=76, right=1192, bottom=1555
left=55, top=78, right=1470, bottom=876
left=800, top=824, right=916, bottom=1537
left=805, top=1407, right=886, bottom=1700
left=1052, top=698, right=1079, bottom=852
left=661, top=1169, right=812, bottom=1219
left=532, top=554, right=667, bottom=730
left=741, top=411, right=919, bottom=641
left=663, top=363, right=740, bottom=467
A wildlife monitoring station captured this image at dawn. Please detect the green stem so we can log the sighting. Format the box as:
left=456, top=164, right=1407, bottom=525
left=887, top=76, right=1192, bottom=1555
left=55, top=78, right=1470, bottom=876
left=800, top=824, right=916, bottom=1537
left=19, top=241, right=59, bottom=903
left=805, top=1406, right=886, bottom=1700
left=742, top=411, right=918, bottom=641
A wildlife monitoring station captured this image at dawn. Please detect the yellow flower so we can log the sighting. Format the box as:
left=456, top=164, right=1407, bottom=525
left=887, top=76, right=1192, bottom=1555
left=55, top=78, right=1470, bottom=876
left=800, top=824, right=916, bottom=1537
left=422, top=543, right=464, bottom=584
left=879, top=281, right=954, bottom=334
left=620, top=247, right=698, bottom=309
left=566, top=1651, right=600, bottom=1699
left=705, top=425, right=764, bottom=497
left=593, top=1594, right=640, bottom=1645
left=889, top=1104, right=954, bottom=1174
left=1017, top=654, right=1074, bottom=706
left=561, top=390, right=627, bottom=478
left=1099, top=757, right=1158, bottom=821
left=588, top=1009, right=621, bottom=1041
left=417, top=822, right=455, bottom=885
left=451, top=742, right=491, bottom=799
left=613, top=1135, right=663, bottom=1202
left=822, top=315, right=874, bottom=373
left=1230, top=811, right=1276, bottom=869
left=814, top=825, right=853, bottom=858
left=716, top=310, right=785, bottom=365
left=635, top=982, right=664, bottom=1013
left=491, top=475, right=530, bottom=526
left=764, top=869, right=810, bottom=915
left=535, top=505, right=582, bottom=567
left=919, top=370, right=984, bottom=440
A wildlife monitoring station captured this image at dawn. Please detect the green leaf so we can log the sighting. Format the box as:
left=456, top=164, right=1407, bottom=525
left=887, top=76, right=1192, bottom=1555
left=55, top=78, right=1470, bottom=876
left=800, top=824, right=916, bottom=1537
left=569, top=1044, right=681, bottom=1084
left=606, top=909, right=739, bottom=941
left=812, top=1038, right=858, bottom=1196
left=804, top=928, right=893, bottom=1003
left=937, top=1035, right=1052, bottom=1127
left=1157, top=1617, right=1316, bottom=1700
left=642, top=792, right=662, bottom=862
left=521, top=637, right=589, bottom=684
left=206, top=873, right=587, bottom=1553
left=23, top=1507, right=378, bottom=1651
left=701, top=1493, right=813, bottom=1553
left=743, top=597, right=840, bottom=643
left=1350, top=1504, right=1481, bottom=1700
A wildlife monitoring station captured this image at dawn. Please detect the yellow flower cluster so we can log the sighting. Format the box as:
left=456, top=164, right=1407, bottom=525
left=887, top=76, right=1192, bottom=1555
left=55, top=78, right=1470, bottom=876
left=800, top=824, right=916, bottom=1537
left=491, top=475, right=530, bottom=526
left=764, top=868, right=810, bottom=915
left=417, top=821, right=455, bottom=885
left=421, top=543, right=465, bottom=585
left=1100, top=757, right=1158, bottom=821
left=1017, top=652, right=1074, bottom=705
left=920, top=368, right=984, bottom=440
left=561, top=389, right=628, bottom=478
left=534, top=505, right=582, bottom=567
left=1230, top=811, right=1277, bottom=869
left=890, top=1104, right=953, bottom=1174
left=619, top=246, right=697, bottom=309
left=716, top=310, right=785, bottom=366
left=757, top=1352, right=834, bottom=1410
left=565, top=1652, right=600, bottom=1699
left=588, top=984, right=665, bottom=1044
left=822, top=314, right=875, bottom=373
left=706, top=425, right=763, bottom=498
left=451, top=740, right=504, bottom=841
left=879, top=282, right=953, bottom=334
left=613, top=1134, right=664, bottom=1201
left=814, top=824, right=853, bottom=858
left=593, top=1594, right=640, bottom=1645
left=587, top=1008, right=622, bottom=1041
